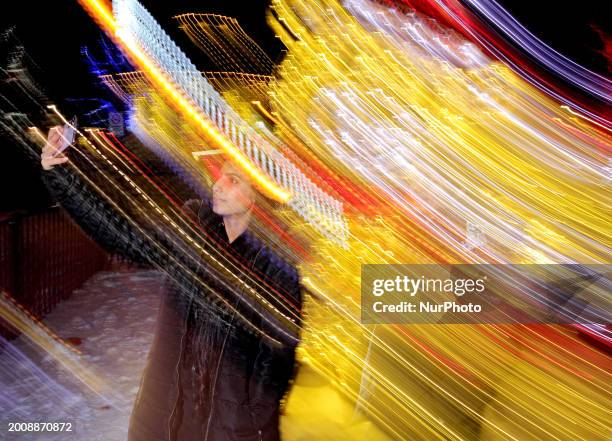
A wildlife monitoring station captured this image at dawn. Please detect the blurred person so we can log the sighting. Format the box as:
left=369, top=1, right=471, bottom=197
left=41, top=126, right=303, bottom=441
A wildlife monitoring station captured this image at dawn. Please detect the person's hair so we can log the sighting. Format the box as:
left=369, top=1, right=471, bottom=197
left=249, top=186, right=302, bottom=265
left=252, top=187, right=281, bottom=212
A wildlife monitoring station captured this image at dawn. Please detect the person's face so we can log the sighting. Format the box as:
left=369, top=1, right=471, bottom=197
left=212, top=162, right=256, bottom=216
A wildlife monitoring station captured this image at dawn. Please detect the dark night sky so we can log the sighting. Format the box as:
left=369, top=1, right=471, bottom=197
left=0, top=0, right=609, bottom=210
left=496, top=0, right=610, bottom=75
left=1, top=1, right=282, bottom=103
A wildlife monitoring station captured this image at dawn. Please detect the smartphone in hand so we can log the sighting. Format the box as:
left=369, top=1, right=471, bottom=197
left=50, top=117, right=77, bottom=157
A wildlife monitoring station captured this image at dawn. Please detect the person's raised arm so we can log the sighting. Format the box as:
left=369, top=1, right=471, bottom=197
left=40, top=126, right=156, bottom=266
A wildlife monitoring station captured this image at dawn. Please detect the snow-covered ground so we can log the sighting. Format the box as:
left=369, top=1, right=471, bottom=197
left=0, top=268, right=394, bottom=441
left=0, top=269, right=162, bottom=441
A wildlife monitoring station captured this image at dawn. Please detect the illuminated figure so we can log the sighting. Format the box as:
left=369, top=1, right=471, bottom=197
left=41, top=127, right=303, bottom=441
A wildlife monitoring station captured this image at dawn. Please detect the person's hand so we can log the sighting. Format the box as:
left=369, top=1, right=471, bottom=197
left=41, top=126, right=69, bottom=170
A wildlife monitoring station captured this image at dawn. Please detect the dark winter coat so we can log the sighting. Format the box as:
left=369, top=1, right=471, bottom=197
left=42, top=165, right=302, bottom=441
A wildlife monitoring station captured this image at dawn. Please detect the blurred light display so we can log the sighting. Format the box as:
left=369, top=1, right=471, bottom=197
left=2, top=0, right=609, bottom=439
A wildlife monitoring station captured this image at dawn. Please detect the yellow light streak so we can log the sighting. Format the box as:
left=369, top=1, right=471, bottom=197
left=78, top=0, right=291, bottom=203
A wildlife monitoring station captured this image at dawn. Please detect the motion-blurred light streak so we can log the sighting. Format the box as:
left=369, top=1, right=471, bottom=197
left=389, top=0, right=611, bottom=128
left=26, top=0, right=611, bottom=439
